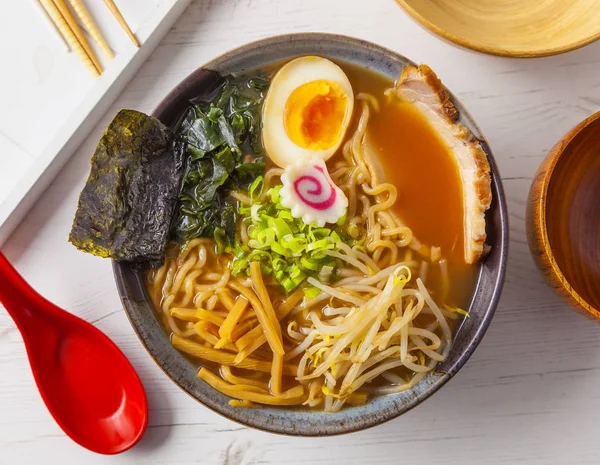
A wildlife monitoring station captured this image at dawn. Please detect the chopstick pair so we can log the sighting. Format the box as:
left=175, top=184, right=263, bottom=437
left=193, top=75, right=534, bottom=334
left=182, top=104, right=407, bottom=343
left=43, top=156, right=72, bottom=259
left=56, top=0, right=104, bottom=74
left=38, top=0, right=101, bottom=77
left=35, top=0, right=139, bottom=78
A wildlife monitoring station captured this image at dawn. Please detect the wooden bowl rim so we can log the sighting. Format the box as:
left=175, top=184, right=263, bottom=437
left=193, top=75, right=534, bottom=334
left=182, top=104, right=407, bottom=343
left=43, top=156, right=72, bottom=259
left=396, top=0, right=600, bottom=58
left=534, top=110, right=600, bottom=316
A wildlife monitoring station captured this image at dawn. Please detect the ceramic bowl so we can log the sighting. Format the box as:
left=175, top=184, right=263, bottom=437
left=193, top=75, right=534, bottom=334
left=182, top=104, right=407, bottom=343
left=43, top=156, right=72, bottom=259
left=113, top=33, right=509, bottom=435
left=396, top=0, right=600, bottom=57
left=527, top=111, right=600, bottom=319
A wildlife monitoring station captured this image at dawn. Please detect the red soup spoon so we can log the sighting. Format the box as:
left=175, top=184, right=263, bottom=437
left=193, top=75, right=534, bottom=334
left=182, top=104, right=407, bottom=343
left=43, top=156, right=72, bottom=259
left=0, top=252, right=148, bottom=454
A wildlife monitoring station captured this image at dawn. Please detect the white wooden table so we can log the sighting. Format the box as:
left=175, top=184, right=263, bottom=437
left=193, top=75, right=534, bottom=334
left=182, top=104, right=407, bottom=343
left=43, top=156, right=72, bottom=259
left=2, top=1, right=600, bottom=463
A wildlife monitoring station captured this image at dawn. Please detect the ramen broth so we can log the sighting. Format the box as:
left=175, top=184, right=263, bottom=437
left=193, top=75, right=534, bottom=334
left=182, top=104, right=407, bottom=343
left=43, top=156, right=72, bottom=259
left=336, top=63, right=476, bottom=308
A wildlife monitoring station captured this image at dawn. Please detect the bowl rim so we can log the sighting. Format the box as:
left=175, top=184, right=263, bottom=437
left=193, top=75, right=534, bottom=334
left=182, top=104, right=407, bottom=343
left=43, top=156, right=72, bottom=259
left=528, top=110, right=600, bottom=317
left=395, top=0, right=600, bottom=58
left=113, top=32, right=509, bottom=435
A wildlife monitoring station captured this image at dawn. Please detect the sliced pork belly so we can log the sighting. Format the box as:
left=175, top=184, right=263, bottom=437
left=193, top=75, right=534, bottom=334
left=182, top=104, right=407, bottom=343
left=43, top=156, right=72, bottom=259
left=391, top=65, right=492, bottom=264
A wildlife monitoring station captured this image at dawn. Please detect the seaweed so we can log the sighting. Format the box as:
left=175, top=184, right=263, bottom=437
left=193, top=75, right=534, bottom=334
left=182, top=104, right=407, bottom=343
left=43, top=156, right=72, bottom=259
left=69, top=109, right=185, bottom=266
left=173, top=73, right=269, bottom=248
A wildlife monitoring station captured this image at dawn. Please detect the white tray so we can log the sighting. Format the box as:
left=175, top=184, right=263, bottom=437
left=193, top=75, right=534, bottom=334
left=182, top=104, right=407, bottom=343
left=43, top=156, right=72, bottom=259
left=0, top=0, right=192, bottom=245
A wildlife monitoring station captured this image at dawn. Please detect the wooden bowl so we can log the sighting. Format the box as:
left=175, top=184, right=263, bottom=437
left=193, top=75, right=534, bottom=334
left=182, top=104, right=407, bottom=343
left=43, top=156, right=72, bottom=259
left=527, top=111, right=600, bottom=319
left=397, top=0, right=600, bottom=57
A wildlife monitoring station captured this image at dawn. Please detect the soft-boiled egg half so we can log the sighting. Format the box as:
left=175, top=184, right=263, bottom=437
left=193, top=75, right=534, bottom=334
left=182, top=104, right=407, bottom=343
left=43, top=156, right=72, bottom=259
left=262, top=56, right=354, bottom=168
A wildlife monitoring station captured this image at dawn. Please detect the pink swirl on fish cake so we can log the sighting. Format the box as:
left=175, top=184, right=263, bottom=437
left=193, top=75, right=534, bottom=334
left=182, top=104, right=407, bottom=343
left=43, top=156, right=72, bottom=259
left=293, top=166, right=337, bottom=211
left=279, top=157, right=348, bottom=227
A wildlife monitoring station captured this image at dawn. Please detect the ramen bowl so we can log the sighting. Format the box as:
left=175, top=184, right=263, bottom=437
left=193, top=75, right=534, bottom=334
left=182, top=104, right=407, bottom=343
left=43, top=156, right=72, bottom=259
left=396, top=0, right=600, bottom=57
left=113, top=33, right=508, bottom=435
left=527, top=111, right=600, bottom=319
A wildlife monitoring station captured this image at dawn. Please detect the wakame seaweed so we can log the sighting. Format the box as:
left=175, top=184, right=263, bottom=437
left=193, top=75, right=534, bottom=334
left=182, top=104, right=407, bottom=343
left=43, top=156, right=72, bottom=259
left=173, top=74, right=269, bottom=251
left=69, top=109, right=185, bottom=265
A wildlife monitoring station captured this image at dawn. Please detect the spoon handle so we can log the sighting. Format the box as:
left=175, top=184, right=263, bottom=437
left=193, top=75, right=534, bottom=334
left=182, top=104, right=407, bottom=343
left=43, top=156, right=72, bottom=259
left=0, top=252, right=48, bottom=332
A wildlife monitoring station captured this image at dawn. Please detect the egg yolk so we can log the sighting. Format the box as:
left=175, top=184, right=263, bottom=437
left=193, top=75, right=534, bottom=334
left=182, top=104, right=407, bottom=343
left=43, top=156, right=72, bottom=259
left=284, top=80, right=347, bottom=151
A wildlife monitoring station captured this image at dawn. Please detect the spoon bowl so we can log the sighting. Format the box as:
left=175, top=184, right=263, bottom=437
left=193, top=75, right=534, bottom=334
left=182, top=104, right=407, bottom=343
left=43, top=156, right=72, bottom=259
left=0, top=252, right=148, bottom=454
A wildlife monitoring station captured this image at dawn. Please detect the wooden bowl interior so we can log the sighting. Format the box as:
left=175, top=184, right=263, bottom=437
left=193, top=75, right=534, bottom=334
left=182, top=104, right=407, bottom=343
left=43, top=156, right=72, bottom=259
left=398, top=0, right=600, bottom=56
left=545, top=120, right=600, bottom=310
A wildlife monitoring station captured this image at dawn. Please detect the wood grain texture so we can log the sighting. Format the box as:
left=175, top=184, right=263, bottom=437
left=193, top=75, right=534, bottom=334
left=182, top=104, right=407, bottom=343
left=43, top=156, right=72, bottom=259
left=527, top=111, right=600, bottom=319
left=3, top=0, right=600, bottom=463
left=398, top=0, right=600, bottom=57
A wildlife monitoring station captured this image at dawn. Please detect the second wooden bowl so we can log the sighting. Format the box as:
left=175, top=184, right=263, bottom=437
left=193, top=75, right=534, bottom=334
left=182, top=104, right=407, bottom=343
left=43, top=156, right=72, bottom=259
left=527, top=111, right=600, bottom=319
left=397, top=0, right=600, bottom=57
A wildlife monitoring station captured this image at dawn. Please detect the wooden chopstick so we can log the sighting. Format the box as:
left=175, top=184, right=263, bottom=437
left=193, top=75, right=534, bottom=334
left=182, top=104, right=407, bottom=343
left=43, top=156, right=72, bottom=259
left=31, top=0, right=70, bottom=52
left=52, top=0, right=102, bottom=74
left=39, top=0, right=99, bottom=77
left=104, top=0, right=139, bottom=47
left=67, top=0, right=114, bottom=60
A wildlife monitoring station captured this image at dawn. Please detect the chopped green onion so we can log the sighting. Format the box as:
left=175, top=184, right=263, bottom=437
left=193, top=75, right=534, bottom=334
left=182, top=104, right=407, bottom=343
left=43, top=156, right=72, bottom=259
left=306, top=238, right=334, bottom=252
left=231, top=185, right=361, bottom=292
left=249, top=176, right=264, bottom=203
left=304, top=286, right=321, bottom=299
left=250, top=204, right=261, bottom=222
left=301, top=256, right=320, bottom=271
left=268, top=217, right=293, bottom=238
left=281, top=235, right=307, bottom=254
left=319, top=265, right=334, bottom=281
left=270, top=241, right=290, bottom=257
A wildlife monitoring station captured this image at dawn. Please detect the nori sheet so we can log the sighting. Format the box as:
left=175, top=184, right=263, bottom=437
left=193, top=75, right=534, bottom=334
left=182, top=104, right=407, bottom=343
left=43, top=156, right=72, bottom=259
left=69, top=109, right=185, bottom=266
